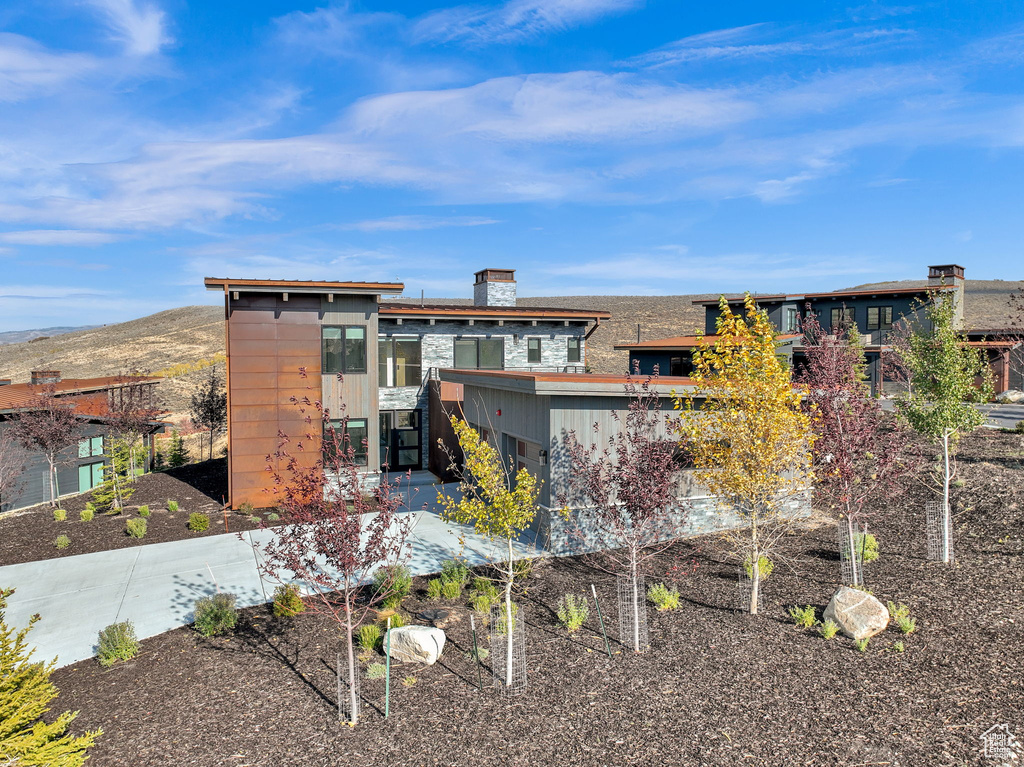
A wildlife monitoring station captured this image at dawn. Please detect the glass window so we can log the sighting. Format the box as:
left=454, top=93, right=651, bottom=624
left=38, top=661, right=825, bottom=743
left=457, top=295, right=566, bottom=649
left=784, top=306, right=799, bottom=333
left=567, top=337, right=581, bottom=363
left=322, top=326, right=366, bottom=374
left=830, top=307, right=854, bottom=331
left=326, top=418, right=368, bottom=466
left=379, top=337, right=422, bottom=387
left=527, top=338, right=541, bottom=364
left=453, top=338, right=504, bottom=370
left=454, top=339, right=477, bottom=369
left=78, top=436, right=104, bottom=457
left=867, top=306, right=893, bottom=330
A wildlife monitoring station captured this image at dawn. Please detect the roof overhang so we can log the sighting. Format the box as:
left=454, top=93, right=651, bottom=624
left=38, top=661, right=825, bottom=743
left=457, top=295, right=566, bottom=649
left=379, top=304, right=609, bottom=322
left=438, top=369, right=696, bottom=397
left=205, top=278, right=404, bottom=297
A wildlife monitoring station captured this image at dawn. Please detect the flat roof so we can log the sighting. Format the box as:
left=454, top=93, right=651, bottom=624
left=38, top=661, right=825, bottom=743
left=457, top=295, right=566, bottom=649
left=205, top=277, right=405, bottom=296
left=614, top=333, right=801, bottom=351
left=0, top=376, right=160, bottom=414
left=379, top=302, right=610, bottom=321
left=438, top=368, right=695, bottom=397
left=692, top=285, right=956, bottom=306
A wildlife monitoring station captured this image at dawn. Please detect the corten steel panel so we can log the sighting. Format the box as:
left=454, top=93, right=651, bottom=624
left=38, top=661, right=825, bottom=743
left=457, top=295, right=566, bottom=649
left=228, top=356, right=279, bottom=374
left=230, top=420, right=284, bottom=439
left=233, top=455, right=275, bottom=474
left=231, top=388, right=315, bottom=407
left=228, top=373, right=280, bottom=391
left=230, top=339, right=285, bottom=357
left=228, top=322, right=282, bottom=341
left=231, top=436, right=283, bottom=455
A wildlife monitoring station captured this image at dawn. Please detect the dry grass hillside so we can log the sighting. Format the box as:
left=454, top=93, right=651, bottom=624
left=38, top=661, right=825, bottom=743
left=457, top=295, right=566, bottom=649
left=1, top=279, right=1019, bottom=414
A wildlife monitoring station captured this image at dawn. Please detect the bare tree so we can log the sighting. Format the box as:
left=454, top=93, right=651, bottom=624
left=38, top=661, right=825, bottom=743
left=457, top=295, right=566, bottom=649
left=107, top=371, right=162, bottom=477
left=188, top=368, right=227, bottom=461
left=558, top=374, right=688, bottom=652
left=0, top=428, right=28, bottom=511
left=11, top=386, right=82, bottom=507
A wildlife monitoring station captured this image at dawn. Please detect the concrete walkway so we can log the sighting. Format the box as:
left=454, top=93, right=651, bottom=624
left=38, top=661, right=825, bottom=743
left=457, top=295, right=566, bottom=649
left=0, top=508, right=541, bottom=668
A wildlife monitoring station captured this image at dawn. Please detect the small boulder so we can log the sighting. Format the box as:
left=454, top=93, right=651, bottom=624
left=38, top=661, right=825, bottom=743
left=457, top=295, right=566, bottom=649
left=995, top=389, right=1024, bottom=404
left=384, top=625, right=446, bottom=665
left=824, top=586, right=890, bottom=640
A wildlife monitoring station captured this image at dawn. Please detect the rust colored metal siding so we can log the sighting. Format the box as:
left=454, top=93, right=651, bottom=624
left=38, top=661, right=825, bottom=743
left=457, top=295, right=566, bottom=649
left=427, top=379, right=464, bottom=480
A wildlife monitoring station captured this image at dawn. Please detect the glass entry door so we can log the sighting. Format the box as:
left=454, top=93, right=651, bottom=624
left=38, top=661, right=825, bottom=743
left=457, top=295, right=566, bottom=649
left=379, top=410, right=422, bottom=471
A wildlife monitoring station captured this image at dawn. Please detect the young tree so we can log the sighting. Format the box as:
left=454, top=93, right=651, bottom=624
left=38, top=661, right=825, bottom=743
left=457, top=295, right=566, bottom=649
left=106, top=372, right=162, bottom=481
left=674, top=295, right=815, bottom=614
left=0, top=429, right=27, bottom=512
left=893, top=291, right=993, bottom=563
left=165, top=429, right=188, bottom=468
left=11, top=387, right=82, bottom=507
left=798, top=312, right=916, bottom=585
left=0, top=588, right=101, bottom=765
left=558, top=374, right=688, bottom=652
left=253, top=384, right=412, bottom=725
left=188, top=368, right=227, bottom=461
left=90, top=439, right=136, bottom=513
left=436, top=417, right=540, bottom=686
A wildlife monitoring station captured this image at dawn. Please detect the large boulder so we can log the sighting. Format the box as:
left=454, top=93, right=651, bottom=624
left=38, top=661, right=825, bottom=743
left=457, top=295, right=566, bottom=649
left=995, top=390, right=1024, bottom=404
left=384, top=625, right=446, bottom=665
left=824, top=586, right=890, bottom=640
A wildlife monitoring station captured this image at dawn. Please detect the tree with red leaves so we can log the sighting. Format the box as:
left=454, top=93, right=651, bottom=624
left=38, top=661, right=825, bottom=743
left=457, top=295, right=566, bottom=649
left=798, top=311, right=916, bottom=585
left=104, top=372, right=163, bottom=509
left=251, top=375, right=413, bottom=725
left=0, top=428, right=28, bottom=511
left=558, top=374, right=688, bottom=652
left=11, top=386, right=82, bottom=507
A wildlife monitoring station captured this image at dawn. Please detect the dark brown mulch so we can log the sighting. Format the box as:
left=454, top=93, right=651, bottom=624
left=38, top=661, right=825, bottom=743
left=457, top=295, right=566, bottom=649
left=0, top=459, right=274, bottom=566
left=49, top=431, right=1024, bottom=766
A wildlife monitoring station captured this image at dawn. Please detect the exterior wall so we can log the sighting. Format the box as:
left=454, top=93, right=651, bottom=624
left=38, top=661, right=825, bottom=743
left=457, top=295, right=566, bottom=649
left=473, top=280, right=516, bottom=307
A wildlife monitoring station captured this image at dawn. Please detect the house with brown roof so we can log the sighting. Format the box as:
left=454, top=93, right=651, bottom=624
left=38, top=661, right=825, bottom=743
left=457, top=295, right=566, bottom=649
left=0, top=372, right=162, bottom=511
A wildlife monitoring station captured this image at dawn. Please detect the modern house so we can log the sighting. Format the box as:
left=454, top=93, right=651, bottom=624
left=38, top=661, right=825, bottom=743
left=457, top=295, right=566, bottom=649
left=616, top=264, right=1021, bottom=395
left=0, top=372, right=162, bottom=511
left=204, top=269, right=610, bottom=509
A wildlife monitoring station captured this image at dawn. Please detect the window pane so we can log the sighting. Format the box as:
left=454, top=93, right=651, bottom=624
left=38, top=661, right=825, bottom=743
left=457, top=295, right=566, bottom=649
left=397, top=430, right=419, bottom=447
left=346, top=419, right=368, bottom=466
left=396, top=410, right=418, bottom=429
left=867, top=307, right=879, bottom=330
left=344, top=327, right=366, bottom=373
left=567, top=338, right=581, bottom=363
left=78, top=439, right=90, bottom=458
left=395, top=338, right=421, bottom=386
left=478, top=339, right=503, bottom=370
left=454, top=339, right=477, bottom=369
left=379, top=339, right=393, bottom=386
left=527, top=338, right=541, bottom=363
left=322, top=327, right=343, bottom=373
left=883, top=307, right=893, bottom=326
left=398, top=449, right=419, bottom=466
left=92, top=436, right=104, bottom=456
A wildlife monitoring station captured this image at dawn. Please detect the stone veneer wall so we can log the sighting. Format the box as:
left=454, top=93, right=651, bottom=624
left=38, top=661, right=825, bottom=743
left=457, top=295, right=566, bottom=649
left=473, top=280, right=517, bottom=307
left=378, top=319, right=589, bottom=467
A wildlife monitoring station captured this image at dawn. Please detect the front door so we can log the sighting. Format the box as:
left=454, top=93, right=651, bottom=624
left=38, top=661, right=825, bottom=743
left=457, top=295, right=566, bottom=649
left=379, top=410, right=422, bottom=471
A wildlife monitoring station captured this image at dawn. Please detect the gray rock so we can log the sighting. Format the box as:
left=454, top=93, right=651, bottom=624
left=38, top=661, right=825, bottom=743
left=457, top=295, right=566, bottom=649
left=824, top=586, right=890, bottom=640
left=995, top=390, right=1024, bottom=404
left=384, top=625, right=446, bottom=665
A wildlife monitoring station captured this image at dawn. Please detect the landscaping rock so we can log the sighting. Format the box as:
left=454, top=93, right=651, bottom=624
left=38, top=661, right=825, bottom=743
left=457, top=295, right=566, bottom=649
left=995, top=389, right=1024, bottom=404
left=385, top=626, right=446, bottom=665
left=824, top=586, right=890, bottom=640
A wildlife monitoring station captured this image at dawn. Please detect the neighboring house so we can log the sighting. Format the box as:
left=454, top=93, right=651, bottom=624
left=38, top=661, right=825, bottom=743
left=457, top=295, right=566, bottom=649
left=204, top=269, right=610, bottom=509
left=617, top=264, right=1019, bottom=395
left=0, top=371, right=162, bottom=511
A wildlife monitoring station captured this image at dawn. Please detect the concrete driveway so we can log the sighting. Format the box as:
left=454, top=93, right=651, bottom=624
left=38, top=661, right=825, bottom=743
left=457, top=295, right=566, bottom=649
left=879, top=399, right=1024, bottom=430
left=0, top=508, right=541, bottom=669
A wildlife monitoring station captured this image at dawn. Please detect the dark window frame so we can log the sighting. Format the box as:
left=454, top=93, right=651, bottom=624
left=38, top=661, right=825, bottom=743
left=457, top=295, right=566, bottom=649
left=830, top=307, right=855, bottom=331
left=567, top=337, right=582, bottom=364
left=325, top=417, right=369, bottom=466
left=378, top=336, right=422, bottom=388
left=866, top=306, right=893, bottom=331
left=527, top=337, right=542, bottom=364
left=322, top=325, right=367, bottom=374
left=453, top=337, right=505, bottom=370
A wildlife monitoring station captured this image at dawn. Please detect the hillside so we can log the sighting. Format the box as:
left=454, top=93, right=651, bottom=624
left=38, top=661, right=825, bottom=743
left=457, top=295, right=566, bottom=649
left=1, top=279, right=1019, bottom=414
left=0, top=325, right=99, bottom=345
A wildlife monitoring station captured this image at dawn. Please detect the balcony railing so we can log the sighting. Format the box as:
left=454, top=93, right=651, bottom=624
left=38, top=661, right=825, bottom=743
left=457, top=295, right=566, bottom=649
left=428, top=365, right=587, bottom=380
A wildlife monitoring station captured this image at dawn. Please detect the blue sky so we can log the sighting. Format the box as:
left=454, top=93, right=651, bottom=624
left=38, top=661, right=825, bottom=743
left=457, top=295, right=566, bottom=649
left=2, top=1, right=1024, bottom=329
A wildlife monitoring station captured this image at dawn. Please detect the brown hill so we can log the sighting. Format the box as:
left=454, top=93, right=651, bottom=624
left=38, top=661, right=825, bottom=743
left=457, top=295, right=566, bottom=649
left=1, top=280, right=1019, bottom=413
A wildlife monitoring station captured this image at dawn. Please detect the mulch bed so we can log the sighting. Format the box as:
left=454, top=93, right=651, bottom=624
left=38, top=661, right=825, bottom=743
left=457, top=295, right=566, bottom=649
left=46, top=430, right=1024, bottom=766
left=0, top=459, right=275, bottom=566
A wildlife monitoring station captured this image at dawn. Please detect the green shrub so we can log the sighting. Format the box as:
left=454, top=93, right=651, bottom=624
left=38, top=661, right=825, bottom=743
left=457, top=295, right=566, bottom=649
left=239, top=502, right=255, bottom=515
left=440, top=579, right=462, bottom=600
left=52, top=508, right=66, bottom=522
left=266, top=512, right=280, bottom=522
left=743, top=555, right=774, bottom=580
left=376, top=611, right=408, bottom=630
left=471, top=577, right=498, bottom=598
left=96, top=620, right=139, bottom=667
left=193, top=593, right=237, bottom=637
left=892, top=640, right=906, bottom=653
left=493, top=602, right=519, bottom=636
left=819, top=619, right=839, bottom=639
left=402, top=675, right=417, bottom=687
left=79, top=508, right=94, bottom=522
left=843, top=533, right=879, bottom=563
left=188, top=512, right=209, bottom=532
left=647, top=582, right=681, bottom=611
left=440, top=558, right=470, bottom=587
left=511, top=557, right=535, bottom=580
left=470, top=593, right=494, bottom=613
left=556, top=593, right=589, bottom=633
left=358, top=623, right=382, bottom=652
left=137, top=505, right=150, bottom=518
left=126, top=518, right=147, bottom=539
left=469, top=577, right=499, bottom=613
left=167, top=499, right=179, bottom=512
left=886, top=601, right=910, bottom=620
left=247, top=515, right=260, bottom=524
left=895, top=615, right=917, bottom=635
left=1013, top=419, right=1024, bottom=434
left=85, top=502, right=96, bottom=515
left=788, top=605, right=816, bottom=629
left=272, top=584, right=305, bottom=618
left=426, top=578, right=444, bottom=600
left=366, top=662, right=387, bottom=679
left=465, top=646, right=489, bottom=662
left=54, top=534, right=70, bottom=550
left=855, top=637, right=870, bottom=653
left=374, top=564, right=412, bottom=609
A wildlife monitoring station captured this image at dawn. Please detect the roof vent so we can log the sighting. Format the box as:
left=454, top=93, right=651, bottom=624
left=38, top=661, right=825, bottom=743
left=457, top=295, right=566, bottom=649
left=30, top=370, right=61, bottom=385
left=473, top=268, right=516, bottom=307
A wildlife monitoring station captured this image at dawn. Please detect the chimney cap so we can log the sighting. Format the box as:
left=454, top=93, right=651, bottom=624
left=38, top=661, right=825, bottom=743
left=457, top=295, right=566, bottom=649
left=30, top=370, right=62, bottom=384
left=928, top=264, right=965, bottom=279
left=474, top=268, right=516, bottom=285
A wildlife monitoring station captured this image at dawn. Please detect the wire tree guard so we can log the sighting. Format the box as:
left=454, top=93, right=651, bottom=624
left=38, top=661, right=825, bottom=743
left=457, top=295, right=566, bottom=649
left=489, top=603, right=527, bottom=696
left=926, top=500, right=954, bottom=563
left=736, top=567, right=763, bottom=613
left=837, top=519, right=868, bottom=587
left=617, top=574, right=649, bottom=652
left=337, top=651, right=360, bottom=722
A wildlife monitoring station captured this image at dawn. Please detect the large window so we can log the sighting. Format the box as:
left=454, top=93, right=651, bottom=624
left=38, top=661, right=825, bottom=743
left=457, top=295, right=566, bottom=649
left=322, top=326, right=366, bottom=374
left=78, top=461, right=104, bottom=491
left=326, top=418, right=368, bottom=466
left=527, top=338, right=542, bottom=364
left=784, top=306, right=799, bottom=333
left=830, top=307, right=855, bottom=331
left=78, top=436, right=104, bottom=458
left=567, top=337, right=581, bottom=364
left=379, top=337, right=422, bottom=387
left=454, top=338, right=504, bottom=370
left=866, top=306, right=893, bottom=330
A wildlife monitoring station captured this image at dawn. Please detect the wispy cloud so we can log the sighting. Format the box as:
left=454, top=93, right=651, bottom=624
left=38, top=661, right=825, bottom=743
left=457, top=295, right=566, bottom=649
left=0, top=229, right=124, bottom=246
left=83, top=0, right=170, bottom=56
left=413, top=0, right=643, bottom=44
left=0, top=33, right=99, bottom=102
left=339, top=215, right=500, bottom=232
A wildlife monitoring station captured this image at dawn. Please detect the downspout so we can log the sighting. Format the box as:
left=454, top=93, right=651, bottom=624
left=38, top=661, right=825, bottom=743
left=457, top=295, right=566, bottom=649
left=223, top=286, right=232, bottom=509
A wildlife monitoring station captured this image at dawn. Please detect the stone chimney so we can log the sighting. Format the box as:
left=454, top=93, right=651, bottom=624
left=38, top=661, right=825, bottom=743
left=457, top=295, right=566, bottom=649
left=927, top=264, right=965, bottom=329
left=30, top=370, right=61, bottom=385
left=473, top=268, right=516, bottom=307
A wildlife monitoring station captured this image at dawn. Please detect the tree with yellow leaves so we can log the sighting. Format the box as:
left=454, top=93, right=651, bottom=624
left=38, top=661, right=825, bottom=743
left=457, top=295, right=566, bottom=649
left=436, top=417, right=540, bottom=688
left=674, top=295, right=814, bottom=614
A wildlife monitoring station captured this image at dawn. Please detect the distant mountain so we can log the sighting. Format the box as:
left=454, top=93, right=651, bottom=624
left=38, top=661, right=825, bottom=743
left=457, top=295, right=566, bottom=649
left=0, top=325, right=99, bottom=345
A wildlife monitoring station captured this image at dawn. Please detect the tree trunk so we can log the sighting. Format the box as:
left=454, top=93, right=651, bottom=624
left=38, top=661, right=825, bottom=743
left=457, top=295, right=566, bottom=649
left=749, top=517, right=760, bottom=615
left=941, top=430, right=951, bottom=563
left=505, top=538, right=514, bottom=687
left=47, top=455, right=57, bottom=507
left=344, top=599, right=358, bottom=724
left=630, top=554, right=640, bottom=653
left=846, top=515, right=859, bottom=586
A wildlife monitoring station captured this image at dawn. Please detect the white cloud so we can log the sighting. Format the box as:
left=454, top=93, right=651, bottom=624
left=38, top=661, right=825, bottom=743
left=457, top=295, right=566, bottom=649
left=0, top=33, right=99, bottom=102
left=83, top=0, right=170, bottom=56
left=414, top=0, right=643, bottom=44
left=0, top=229, right=124, bottom=246
left=339, top=215, right=500, bottom=232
